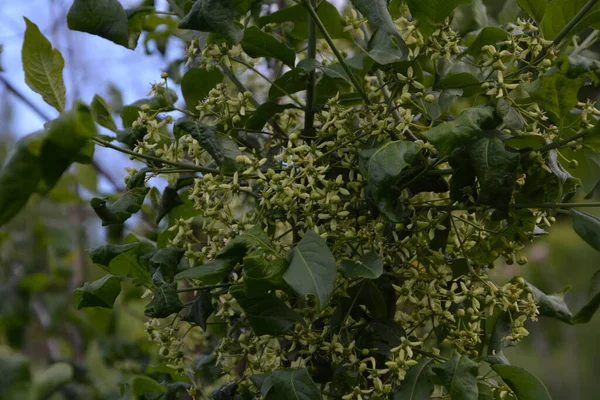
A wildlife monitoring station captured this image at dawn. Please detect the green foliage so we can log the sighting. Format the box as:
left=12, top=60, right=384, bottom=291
left=251, top=368, right=321, bottom=399
left=67, top=0, right=131, bottom=48
left=492, top=365, right=552, bottom=400
left=178, top=0, right=243, bottom=43
left=181, top=68, right=224, bottom=111
left=73, top=275, right=122, bottom=310
left=432, top=353, right=480, bottom=400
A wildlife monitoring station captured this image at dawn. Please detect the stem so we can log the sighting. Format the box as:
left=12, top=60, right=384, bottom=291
left=302, top=0, right=370, bottom=104
left=552, top=0, right=600, bottom=47
left=304, top=0, right=317, bottom=137
left=538, top=130, right=590, bottom=153
left=177, top=283, right=233, bottom=293
left=93, top=137, right=222, bottom=175
left=512, top=202, right=600, bottom=209
left=571, top=30, right=600, bottom=56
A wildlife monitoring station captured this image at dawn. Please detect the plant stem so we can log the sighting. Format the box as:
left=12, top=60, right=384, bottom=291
left=93, top=137, right=221, bottom=174
left=304, top=0, right=317, bottom=137
left=302, top=0, right=370, bottom=104
left=552, top=0, right=600, bottom=47
left=177, top=283, right=233, bottom=293
left=538, top=130, right=591, bottom=153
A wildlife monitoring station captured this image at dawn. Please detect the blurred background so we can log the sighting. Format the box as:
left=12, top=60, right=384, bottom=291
left=1, top=0, right=599, bottom=399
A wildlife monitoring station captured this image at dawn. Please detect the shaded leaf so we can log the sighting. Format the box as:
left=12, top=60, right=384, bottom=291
left=392, top=358, right=434, bottom=400
left=516, top=0, right=547, bottom=24
left=572, top=269, right=600, bottom=323
left=73, top=275, right=122, bottom=310
left=91, top=94, right=118, bottom=132
left=367, top=29, right=409, bottom=65
left=407, top=0, right=471, bottom=36
left=156, top=186, right=185, bottom=224
left=67, top=0, right=130, bottom=48
left=231, top=286, right=303, bottom=335
left=531, top=72, right=583, bottom=123
left=22, top=18, right=66, bottom=112
left=438, top=73, right=484, bottom=98
left=91, top=186, right=150, bottom=225
left=144, top=282, right=183, bottom=318
left=350, top=0, right=403, bottom=40
left=541, top=0, right=600, bottom=40
left=30, top=362, right=73, bottom=400
left=268, top=68, right=309, bottom=99
left=175, top=259, right=234, bottom=285
left=342, top=253, right=384, bottom=279
left=149, top=247, right=185, bottom=283
left=87, top=243, right=139, bottom=268
left=241, top=26, right=296, bottom=67
left=246, top=102, right=295, bottom=131
left=251, top=368, right=320, bottom=400
left=283, top=230, right=337, bottom=310
left=131, top=375, right=167, bottom=396
left=180, top=68, right=223, bottom=111
left=492, top=365, right=552, bottom=400
left=572, top=209, right=600, bottom=252
left=432, top=352, right=479, bottom=400
left=178, top=0, right=243, bottom=43
left=487, top=312, right=512, bottom=364
left=182, top=290, right=214, bottom=330
left=465, top=27, right=509, bottom=56
left=243, top=253, right=288, bottom=296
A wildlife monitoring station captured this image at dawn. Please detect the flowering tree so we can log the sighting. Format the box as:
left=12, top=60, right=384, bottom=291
left=3, top=0, right=600, bottom=398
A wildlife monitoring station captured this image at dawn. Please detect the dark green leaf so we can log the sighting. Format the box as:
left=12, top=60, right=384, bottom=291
left=407, top=0, right=471, bottom=36
left=505, top=134, right=545, bottom=150
left=91, top=186, right=150, bottom=225
left=220, top=226, right=277, bottom=261
left=0, top=351, right=30, bottom=400
left=465, top=27, right=509, bottom=56
left=131, top=375, right=167, bottom=396
left=392, top=358, right=434, bottom=400
left=449, top=147, right=477, bottom=203
left=73, top=275, right=122, bottom=310
left=243, top=253, right=288, bottom=296
left=531, top=72, right=583, bottom=122
left=182, top=290, right=214, bottom=330
left=22, top=17, right=66, bottom=112
left=572, top=209, right=600, bottom=252
left=144, top=282, right=183, bottom=318
left=496, top=98, right=524, bottom=131
left=491, top=365, right=552, bottom=400
left=353, top=280, right=387, bottom=320
left=251, top=368, right=320, bottom=400
left=350, top=0, right=402, bottom=39
left=258, top=2, right=348, bottom=41
left=438, top=73, right=484, bottom=98
left=283, top=230, right=337, bottom=310
left=367, top=29, right=409, bottom=65
left=87, top=243, right=139, bottom=267
left=516, top=0, right=547, bottom=24
left=175, top=119, right=241, bottom=174
left=546, top=150, right=580, bottom=202
left=423, top=107, right=495, bottom=156
left=268, top=68, right=309, bottom=99
left=432, top=352, right=479, bottom=400
left=178, top=0, right=243, bottom=43
left=231, top=286, right=303, bottom=335
left=241, top=26, right=296, bottom=67
left=525, top=281, right=573, bottom=323
left=572, top=269, right=600, bottom=323
left=106, top=246, right=154, bottom=288
left=541, top=0, right=600, bottom=40
left=156, top=186, right=185, bottom=224
left=246, top=102, right=295, bottom=131
left=487, top=312, right=513, bottom=364
left=562, top=145, right=600, bottom=198
left=212, top=382, right=238, bottom=400
left=149, top=247, right=185, bottom=283
left=469, top=137, right=520, bottom=212
left=67, top=0, right=130, bottom=48
left=180, top=68, right=224, bottom=111
left=30, top=362, right=73, bottom=400
left=175, top=259, right=234, bottom=285
left=125, top=7, right=153, bottom=50
left=91, top=94, right=118, bottom=132
left=342, top=253, right=383, bottom=279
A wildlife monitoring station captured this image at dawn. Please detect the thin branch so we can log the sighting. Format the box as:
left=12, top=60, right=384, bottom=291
left=304, top=0, right=317, bottom=137
left=177, top=283, right=233, bottom=293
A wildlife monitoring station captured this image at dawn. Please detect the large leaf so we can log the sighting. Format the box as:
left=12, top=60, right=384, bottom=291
left=527, top=282, right=573, bottom=324
left=175, top=119, right=241, bottom=174
left=469, top=137, right=520, bottom=212
left=342, top=253, right=384, bottom=280
left=465, top=27, right=509, bottom=56
left=144, top=282, right=184, bottom=318
left=175, top=258, right=234, bottom=284
left=392, top=358, right=434, bottom=400
left=268, top=68, right=309, bottom=99
left=572, top=210, right=600, bottom=252
left=251, top=368, right=321, bottom=400
left=73, top=275, right=122, bottom=310
left=432, top=353, right=479, bottom=400
left=149, top=247, right=185, bottom=283
left=422, top=107, right=494, bottom=156
left=367, top=29, right=409, bottom=65
left=231, top=286, right=303, bottom=335
left=531, top=72, right=583, bottom=123
left=130, top=375, right=167, bottom=396
left=91, top=94, right=118, bottom=132
left=487, top=312, right=513, bottom=364
left=30, top=362, right=73, bottom=400
left=0, top=351, right=30, bottom=400
left=22, top=18, right=66, bottom=112
left=67, top=0, right=130, bottom=48
left=516, top=0, right=547, bottom=24
left=349, top=0, right=402, bottom=39
left=243, top=253, right=289, bottom=296
left=438, top=73, right=484, bottom=98
left=573, top=269, right=600, bottom=324
left=180, top=68, right=223, bottom=111
left=90, top=179, right=150, bottom=226
left=182, top=290, right=214, bottom=330
left=283, top=230, right=337, bottom=310
left=241, top=26, right=296, bottom=67
left=492, top=365, right=552, bottom=400
left=407, top=0, right=472, bottom=36
left=87, top=243, right=139, bottom=266
left=245, top=102, right=294, bottom=131
left=178, top=0, right=243, bottom=43
left=540, top=0, right=600, bottom=40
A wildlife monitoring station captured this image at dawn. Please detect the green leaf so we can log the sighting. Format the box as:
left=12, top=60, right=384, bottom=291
left=562, top=145, right=600, bottom=197
left=67, top=0, right=130, bottom=48
left=572, top=209, right=600, bottom=252
left=91, top=94, right=118, bottom=132
left=546, top=150, right=580, bottom=202
left=175, top=258, right=234, bottom=284
left=30, top=362, right=73, bottom=400
left=0, top=351, right=31, bottom=400
left=367, top=29, right=409, bottom=65
left=572, top=269, right=600, bottom=323
left=423, top=107, right=495, bottom=156
left=491, top=365, right=552, bottom=400
left=182, top=290, right=214, bottom=330
left=531, top=72, right=583, bottom=122
left=469, top=137, right=520, bottom=212
left=87, top=243, right=139, bottom=267
left=251, top=368, right=320, bottom=400
left=22, top=17, right=66, bottom=113
left=258, top=2, right=348, bottom=41
left=516, top=0, right=548, bottom=24
left=243, top=253, right=288, bottom=296
left=144, top=282, right=183, bottom=318
left=155, top=186, right=185, bottom=224
left=178, top=0, right=243, bottom=43
left=527, top=282, right=573, bottom=324
left=349, top=0, right=403, bottom=39
left=107, top=245, right=154, bottom=288
left=241, top=26, right=296, bottom=67
left=432, top=352, right=479, bottom=400
left=131, top=375, right=167, bottom=396
left=342, top=253, right=384, bottom=279
left=91, top=187, right=150, bottom=225
left=180, top=68, right=223, bottom=111
left=283, top=230, right=337, bottom=310
left=541, top=0, right=600, bottom=40
left=438, top=73, right=484, bottom=98
left=465, top=27, right=509, bottom=56
left=407, top=0, right=472, bottom=36
left=125, top=7, right=153, bottom=50
left=362, top=140, right=421, bottom=219
left=73, top=275, right=122, bottom=310
left=245, top=102, right=294, bottom=131
left=268, top=68, right=309, bottom=99
left=221, top=226, right=277, bottom=259
left=496, top=99, right=524, bottom=131
left=487, top=312, right=513, bottom=364
left=231, top=286, right=303, bottom=335
left=175, top=119, right=241, bottom=174
left=392, top=358, right=434, bottom=400
left=149, top=247, right=185, bottom=283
